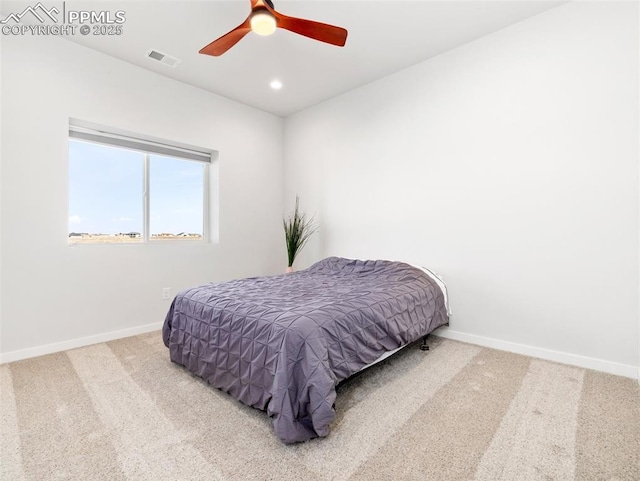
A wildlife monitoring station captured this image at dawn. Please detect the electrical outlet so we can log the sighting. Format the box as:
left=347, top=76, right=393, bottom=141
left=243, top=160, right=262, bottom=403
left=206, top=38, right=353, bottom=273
left=162, top=287, right=171, bottom=300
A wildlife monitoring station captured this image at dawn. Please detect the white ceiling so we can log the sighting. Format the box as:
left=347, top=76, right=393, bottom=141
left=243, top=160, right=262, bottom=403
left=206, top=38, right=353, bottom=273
left=3, top=1, right=566, bottom=116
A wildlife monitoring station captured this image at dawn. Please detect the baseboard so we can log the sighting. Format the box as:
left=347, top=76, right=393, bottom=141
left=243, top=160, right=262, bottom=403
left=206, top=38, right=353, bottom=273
left=435, top=328, right=638, bottom=380
left=2, top=323, right=637, bottom=380
left=0, top=322, right=163, bottom=364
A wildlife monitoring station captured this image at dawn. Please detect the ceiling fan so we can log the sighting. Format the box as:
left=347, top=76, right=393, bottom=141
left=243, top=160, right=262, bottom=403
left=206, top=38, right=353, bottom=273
left=199, top=0, right=348, bottom=57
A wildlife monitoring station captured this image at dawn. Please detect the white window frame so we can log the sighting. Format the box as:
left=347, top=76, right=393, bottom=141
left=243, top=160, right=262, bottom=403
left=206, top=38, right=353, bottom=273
left=68, top=121, right=214, bottom=245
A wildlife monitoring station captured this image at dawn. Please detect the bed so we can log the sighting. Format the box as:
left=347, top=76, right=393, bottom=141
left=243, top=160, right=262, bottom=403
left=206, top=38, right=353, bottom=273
left=162, top=257, right=449, bottom=443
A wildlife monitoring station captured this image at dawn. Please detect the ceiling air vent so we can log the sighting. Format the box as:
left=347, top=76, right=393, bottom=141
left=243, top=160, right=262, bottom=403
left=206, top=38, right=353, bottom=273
left=146, top=49, right=182, bottom=68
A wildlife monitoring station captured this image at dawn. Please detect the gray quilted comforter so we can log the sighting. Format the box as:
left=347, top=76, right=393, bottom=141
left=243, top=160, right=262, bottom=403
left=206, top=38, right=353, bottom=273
left=162, top=257, right=448, bottom=443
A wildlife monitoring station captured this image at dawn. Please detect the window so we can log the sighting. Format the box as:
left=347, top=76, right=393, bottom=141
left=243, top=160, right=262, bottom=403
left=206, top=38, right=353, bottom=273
left=68, top=123, right=211, bottom=245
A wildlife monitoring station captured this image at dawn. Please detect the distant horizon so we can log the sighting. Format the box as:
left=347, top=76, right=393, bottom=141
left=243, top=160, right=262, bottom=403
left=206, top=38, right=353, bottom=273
left=68, top=232, right=203, bottom=236
left=67, top=232, right=204, bottom=245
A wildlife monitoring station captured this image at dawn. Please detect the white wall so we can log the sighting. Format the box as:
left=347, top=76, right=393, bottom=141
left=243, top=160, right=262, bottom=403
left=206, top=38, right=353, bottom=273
left=0, top=35, right=285, bottom=360
left=284, top=1, right=639, bottom=376
left=0, top=35, right=3, bottom=361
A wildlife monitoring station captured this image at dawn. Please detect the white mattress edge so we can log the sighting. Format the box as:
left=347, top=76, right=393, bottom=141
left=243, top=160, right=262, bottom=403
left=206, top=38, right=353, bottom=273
left=411, top=264, right=452, bottom=317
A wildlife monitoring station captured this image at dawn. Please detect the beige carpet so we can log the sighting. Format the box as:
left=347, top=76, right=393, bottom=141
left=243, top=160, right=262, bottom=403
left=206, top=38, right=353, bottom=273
left=1, top=333, right=638, bottom=481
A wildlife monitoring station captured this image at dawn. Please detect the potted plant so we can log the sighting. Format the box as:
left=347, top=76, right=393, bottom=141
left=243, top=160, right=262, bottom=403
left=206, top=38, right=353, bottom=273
left=283, top=196, right=317, bottom=272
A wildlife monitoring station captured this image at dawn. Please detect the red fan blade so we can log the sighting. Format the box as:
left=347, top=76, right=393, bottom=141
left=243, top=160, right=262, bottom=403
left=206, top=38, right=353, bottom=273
left=274, top=13, right=347, bottom=47
left=199, top=17, right=252, bottom=57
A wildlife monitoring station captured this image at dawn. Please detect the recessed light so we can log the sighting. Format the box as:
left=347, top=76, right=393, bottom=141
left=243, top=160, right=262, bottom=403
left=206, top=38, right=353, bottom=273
left=270, top=79, right=283, bottom=90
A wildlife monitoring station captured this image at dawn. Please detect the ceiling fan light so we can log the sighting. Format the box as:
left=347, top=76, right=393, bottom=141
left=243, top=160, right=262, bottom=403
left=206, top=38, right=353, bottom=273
left=250, top=11, right=277, bottom=36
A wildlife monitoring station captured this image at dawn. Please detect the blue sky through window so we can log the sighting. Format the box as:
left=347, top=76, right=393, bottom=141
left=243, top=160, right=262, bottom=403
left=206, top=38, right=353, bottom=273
left=150, top=154, right=203, bottom=235
left=69, top=140, right=204, bottom=236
